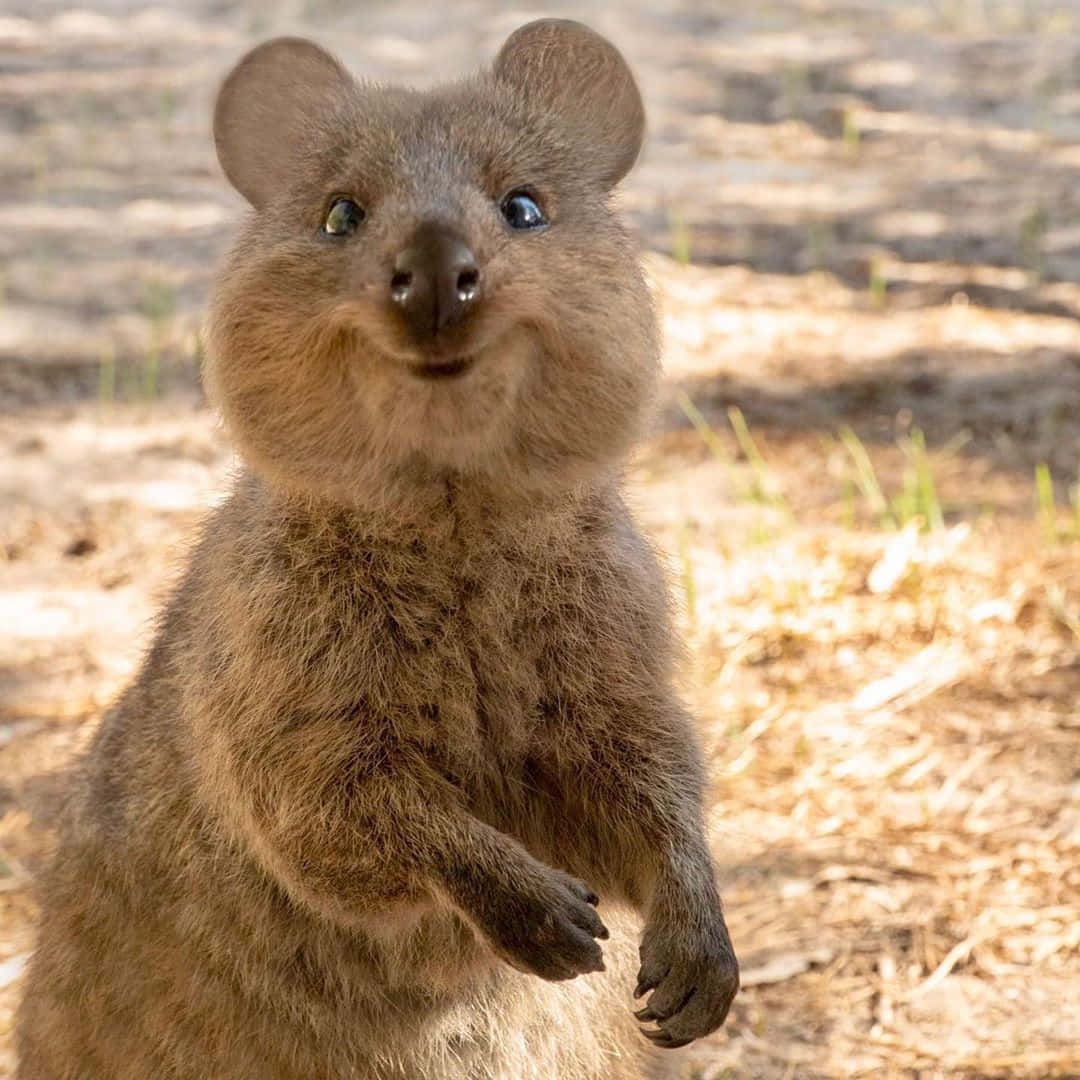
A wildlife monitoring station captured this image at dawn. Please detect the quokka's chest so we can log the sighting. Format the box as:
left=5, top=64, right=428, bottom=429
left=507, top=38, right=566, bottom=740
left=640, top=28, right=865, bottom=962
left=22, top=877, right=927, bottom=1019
left=314, top=543, right=618, bottom=773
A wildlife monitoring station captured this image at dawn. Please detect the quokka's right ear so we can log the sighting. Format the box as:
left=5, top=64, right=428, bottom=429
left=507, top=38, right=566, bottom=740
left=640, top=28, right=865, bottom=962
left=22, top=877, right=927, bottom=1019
left=214, top=37, right=354, bottom=208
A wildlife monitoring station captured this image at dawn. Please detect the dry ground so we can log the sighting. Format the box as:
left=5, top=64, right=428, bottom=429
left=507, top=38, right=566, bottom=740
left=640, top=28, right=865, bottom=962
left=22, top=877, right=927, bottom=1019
left=2, top=1, right=1079, bottom=1077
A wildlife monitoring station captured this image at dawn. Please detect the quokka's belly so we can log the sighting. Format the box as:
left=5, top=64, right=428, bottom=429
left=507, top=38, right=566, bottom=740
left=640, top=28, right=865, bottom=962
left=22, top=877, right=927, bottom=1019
left=138, top=903, right=652, bottom=1080
left=195, top=895, right=655, bottom=1080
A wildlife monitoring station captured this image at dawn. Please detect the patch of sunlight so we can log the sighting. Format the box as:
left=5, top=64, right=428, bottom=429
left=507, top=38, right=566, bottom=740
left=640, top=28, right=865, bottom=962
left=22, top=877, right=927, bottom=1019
left=84, top=480, right=213, bottom=512
left=858, top=109, right=1043, bottom=151
left=0, top=200, right=229, bottom=234
left=845, top=58, right=919, bottom=88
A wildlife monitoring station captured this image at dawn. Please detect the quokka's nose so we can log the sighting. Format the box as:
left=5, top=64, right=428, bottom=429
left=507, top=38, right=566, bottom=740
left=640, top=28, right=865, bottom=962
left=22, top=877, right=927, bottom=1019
left=390, top=225, right=481, bottom=342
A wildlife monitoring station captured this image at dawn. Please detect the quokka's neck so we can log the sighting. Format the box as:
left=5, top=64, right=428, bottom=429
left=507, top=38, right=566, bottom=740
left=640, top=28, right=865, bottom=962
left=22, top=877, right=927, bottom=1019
left=234, top=465, right=614, bottom=555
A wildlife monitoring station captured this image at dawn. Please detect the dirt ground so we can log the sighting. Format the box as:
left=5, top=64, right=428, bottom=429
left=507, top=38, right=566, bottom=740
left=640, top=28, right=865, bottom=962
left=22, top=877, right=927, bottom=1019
left=2, top=1, right=1080, bottom=1077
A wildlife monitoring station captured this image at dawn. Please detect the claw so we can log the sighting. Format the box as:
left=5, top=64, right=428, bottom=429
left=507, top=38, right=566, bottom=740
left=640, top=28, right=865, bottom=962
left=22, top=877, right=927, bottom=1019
left=641, top=1025, right=695, bottom=1049
left=642, top=1028, right=694, bottom=1049
left=634, top=968, right=663, bottom=999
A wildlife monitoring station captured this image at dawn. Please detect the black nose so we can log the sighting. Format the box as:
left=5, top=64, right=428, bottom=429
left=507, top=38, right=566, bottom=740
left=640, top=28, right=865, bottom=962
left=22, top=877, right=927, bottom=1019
left=390, top=224, right=481, bottom=342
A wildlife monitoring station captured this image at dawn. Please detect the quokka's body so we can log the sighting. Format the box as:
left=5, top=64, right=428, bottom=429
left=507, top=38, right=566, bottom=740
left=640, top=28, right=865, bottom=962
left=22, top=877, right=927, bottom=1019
left=16, top=20, right=739, bottom=1080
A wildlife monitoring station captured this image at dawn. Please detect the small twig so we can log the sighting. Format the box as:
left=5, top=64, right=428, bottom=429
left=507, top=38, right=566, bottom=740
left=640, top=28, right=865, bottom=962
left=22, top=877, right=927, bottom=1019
left=904, top=924, right=993, bottom=1000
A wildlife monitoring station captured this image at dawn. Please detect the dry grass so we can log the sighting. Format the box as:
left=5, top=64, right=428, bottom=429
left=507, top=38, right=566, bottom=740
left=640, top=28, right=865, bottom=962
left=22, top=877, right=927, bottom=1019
left=650, top=495, right=1080, bottom=1078
left=2, top=1, right=1080, bottom=1077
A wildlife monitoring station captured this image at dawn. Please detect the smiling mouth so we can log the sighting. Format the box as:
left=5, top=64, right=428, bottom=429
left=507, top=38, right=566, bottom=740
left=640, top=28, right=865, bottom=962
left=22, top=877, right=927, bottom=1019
left=408, top=356, right=476, bottom=380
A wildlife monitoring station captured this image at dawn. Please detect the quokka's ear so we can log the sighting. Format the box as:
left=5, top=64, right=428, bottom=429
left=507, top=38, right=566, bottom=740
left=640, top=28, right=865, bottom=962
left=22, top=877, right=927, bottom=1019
left=493, top=19, right=645, bottom=189
left=214, top=37, right=354, bottom=208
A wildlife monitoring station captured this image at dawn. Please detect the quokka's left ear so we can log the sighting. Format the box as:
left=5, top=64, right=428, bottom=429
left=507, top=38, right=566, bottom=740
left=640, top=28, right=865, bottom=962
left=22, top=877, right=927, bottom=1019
left=493, top=19, right=645, bottom=189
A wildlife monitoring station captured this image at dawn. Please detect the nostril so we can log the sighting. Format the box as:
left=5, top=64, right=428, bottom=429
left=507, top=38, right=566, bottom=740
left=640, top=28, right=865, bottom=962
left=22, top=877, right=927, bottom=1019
left=391, top=270, right=413, bottom=303
left=456, top=267, right=479, bottom=303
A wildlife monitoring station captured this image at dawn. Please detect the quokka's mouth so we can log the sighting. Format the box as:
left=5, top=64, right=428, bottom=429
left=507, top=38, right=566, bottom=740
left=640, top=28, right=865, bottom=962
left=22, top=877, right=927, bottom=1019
left=408, top=355, right=476, bottom=380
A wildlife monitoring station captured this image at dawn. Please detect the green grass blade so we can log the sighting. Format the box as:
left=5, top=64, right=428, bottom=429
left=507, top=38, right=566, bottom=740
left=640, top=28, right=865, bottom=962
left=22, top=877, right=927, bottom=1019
left=1036, top=462, right=1057, bottom=544
left=839, top=426, right=896, bottom=529
left=675, top=391, right=728, bottom=462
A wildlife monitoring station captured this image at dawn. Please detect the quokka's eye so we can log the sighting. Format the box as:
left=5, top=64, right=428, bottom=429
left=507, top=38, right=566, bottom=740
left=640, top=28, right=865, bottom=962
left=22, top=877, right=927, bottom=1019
left=323, top=197, right=365, bottom=236
left=500, top=190, right=547, bottom=230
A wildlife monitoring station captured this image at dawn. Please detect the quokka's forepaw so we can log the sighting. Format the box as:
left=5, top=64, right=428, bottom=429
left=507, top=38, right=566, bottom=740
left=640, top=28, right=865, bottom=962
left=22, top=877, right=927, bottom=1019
left=634, top=912, right=739, bottom=1048
left=484, top=867, right=609, bottom=982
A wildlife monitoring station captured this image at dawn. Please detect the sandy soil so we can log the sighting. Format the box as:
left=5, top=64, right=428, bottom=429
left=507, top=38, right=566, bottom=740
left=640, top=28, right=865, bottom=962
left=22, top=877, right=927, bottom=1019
left=2, top=1, right=1079, bottom=1077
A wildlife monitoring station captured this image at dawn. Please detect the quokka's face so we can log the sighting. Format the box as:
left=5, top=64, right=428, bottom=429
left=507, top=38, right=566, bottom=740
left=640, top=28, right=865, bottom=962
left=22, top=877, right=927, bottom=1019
left=206, top=22, right=659, bottom=507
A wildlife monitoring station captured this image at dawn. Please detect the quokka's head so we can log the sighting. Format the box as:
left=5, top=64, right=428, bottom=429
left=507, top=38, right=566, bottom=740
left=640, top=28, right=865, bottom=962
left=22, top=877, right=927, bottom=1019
left=206, top=19, right=659, bottom=509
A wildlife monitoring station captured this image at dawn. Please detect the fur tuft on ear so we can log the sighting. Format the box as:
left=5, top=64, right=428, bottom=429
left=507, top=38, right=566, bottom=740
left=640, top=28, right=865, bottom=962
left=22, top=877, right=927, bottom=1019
left=214, top=37, right=354, bottom=208
left=493, top=19, right=645, bottom=188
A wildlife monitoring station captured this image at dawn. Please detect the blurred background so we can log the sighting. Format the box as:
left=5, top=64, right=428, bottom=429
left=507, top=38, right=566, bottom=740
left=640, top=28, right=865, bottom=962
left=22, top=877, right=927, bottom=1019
left=2, top=2, right=1080, bottom=1076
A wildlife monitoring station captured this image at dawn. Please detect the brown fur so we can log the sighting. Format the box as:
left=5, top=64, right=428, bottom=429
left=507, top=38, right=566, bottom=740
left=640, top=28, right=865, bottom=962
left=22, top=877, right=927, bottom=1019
left=16, top=21, right=738, bottom=1079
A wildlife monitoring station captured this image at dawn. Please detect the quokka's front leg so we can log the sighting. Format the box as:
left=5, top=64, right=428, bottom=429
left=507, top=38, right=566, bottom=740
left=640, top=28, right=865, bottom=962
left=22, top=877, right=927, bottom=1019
left=560, top=696, right=740, bottom=1048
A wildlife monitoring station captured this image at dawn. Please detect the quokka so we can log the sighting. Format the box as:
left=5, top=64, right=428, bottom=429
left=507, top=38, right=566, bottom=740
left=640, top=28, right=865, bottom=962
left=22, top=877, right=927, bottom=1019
left=16, top=19, right=739, bottom=1079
